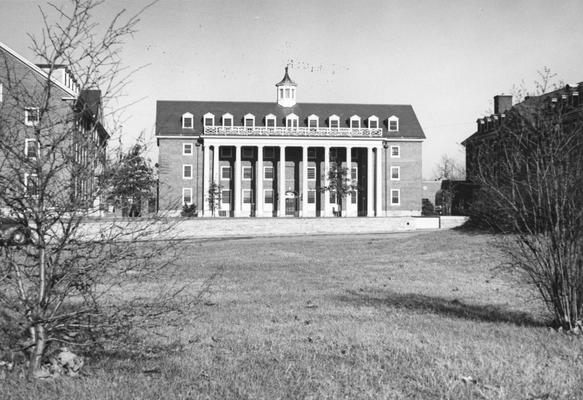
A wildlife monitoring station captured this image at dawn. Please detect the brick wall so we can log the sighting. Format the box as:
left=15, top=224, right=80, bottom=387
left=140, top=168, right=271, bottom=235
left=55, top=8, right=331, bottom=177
left=382, top=141, right=422, bottom=215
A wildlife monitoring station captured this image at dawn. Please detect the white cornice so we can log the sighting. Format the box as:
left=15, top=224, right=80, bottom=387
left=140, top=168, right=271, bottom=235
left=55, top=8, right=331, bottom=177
left=0, top=41, right=77, bottom=97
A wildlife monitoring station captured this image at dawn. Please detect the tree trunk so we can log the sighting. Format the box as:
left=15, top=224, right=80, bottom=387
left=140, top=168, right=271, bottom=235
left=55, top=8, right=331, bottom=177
left=28, top=324, right=46, bottom=379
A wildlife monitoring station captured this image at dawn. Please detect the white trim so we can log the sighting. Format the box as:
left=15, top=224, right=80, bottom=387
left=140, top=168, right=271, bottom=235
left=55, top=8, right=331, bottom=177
left=329, top=114, right=340, bottom=128
left=350, top=115, right=361, bottom=129
left=265, top=113, right=277, bottom=127
left=25, top=138, right=39, bottom=158
left=244, top=113, right=255, bottom=128
left=220, top=146, right=233, bottom=158
left=390, top=145, right=400, bottom=158
left=350, top=189, right=358, bottom=204
left=242, top=147, right=254, bottom=158
left=183, top=164, right=193, bottom=179
left=368, top=115, right=379, bottom=129
left=351, top=166, right=358, bottom=181
left=264, top=166, right=274, bottom=180
left=307, top=166, right=316, bottom=181
left=182, top=188, right=193, bottom=205
left=390, top=166, right=400, bottom=180
left=182, top=143, right=193, bottom=156
left=308, top=114, right=319, bottom=129
left=286, top=113, right=299, bottom=128
left=388, top=115, right=399, bottom=131
left=24, top=173, right=39, bottom=196
left=264, top=188, right=274, bottom=204
left=264, top=147, right=275, bottom=158
left=220, top=165, right=232, bottom=180
left=0, top=83, right=3, bottom=102
left=390, top=189, right=400, bottom=206
left=182, top=112, right=194, bottom=129
left=25, top=107, right=40, bottom=126
left=203, top=112, right=215, bottom=127
left=242, top=166, right=253, bottom=180
left=0, top=41, right=77, bottom=97
left=307, top=190, right=316, bottom=204
left=221, top=189, right=231, bottom=204
left=242, top=189, right=253, bottom=204
left=222, top=113, right=234, bottom=128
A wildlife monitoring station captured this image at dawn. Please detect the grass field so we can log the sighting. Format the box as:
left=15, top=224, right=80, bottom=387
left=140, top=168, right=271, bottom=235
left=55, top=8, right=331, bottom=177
left=3, top=230, right=583, bottom=399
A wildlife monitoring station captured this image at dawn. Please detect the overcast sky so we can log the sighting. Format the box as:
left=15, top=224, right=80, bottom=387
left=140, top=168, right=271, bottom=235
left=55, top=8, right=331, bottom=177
left=1, top=0, right=582, bottom=178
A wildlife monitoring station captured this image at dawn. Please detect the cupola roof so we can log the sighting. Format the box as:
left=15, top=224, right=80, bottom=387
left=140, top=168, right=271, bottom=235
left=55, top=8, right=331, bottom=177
left=275, top=66, right=297, bottom=87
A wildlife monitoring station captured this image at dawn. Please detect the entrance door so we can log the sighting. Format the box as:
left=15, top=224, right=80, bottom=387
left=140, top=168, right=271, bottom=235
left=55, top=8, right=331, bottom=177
left=285, top=198, right=297, bottom=216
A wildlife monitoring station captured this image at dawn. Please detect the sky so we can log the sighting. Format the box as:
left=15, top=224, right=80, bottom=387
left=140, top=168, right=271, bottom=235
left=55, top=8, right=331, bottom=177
left=1, top=0, right=582, bottom=178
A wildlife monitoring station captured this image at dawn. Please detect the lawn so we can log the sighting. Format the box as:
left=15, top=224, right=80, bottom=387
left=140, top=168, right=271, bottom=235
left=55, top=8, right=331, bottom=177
left=3, top=230, right=583, bottom=399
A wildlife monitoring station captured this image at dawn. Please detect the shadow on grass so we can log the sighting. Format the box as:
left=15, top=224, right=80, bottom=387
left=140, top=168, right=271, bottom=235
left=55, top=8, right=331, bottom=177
left=339, top=289, right=545, bottom=327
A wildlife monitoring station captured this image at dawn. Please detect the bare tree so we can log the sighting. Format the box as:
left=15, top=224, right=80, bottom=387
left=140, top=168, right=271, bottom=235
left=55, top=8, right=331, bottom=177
left=320, top=161, right=356, bottom=217
left=432, top=154, right=465, bottom=215
left=0, top=0, right=199, bottom=378
left=472, top=94, right=583, bottom=331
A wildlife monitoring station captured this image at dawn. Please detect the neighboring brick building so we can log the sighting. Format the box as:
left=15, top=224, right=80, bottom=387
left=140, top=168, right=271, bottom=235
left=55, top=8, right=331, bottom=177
left=156, top=68, right=426, bottom=217
left=0, top=41, right=108, bottom=212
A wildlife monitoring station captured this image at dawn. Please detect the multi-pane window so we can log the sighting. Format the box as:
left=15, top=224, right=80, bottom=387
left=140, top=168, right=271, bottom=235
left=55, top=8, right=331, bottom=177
left=222, top=114, right=233, bottom=128
left=220, top=147, right=233, bottom=158
left=183, top=188, right=193, bottom=204
left=264, top=166, right=274, bottom=180
left=244, top=114, right=255, bottom=128
left=350, top=116, right=361, bottom=129
left=25, top=108, right=40, bottom=126
left=242, top=166, right=253, bottom=180
left=221, top=166, right=232, bottom=180
left=183, top=143, right=193, bottom=155
left=330, top=192, right=336, bottom=204
left=351, top=190, right=357, bottom=204
left=264, top=147, right=274, bottom=158
left=351, top=167, right=357, bottom=181
left=183, top=164, right=193, bottom=179
left=182, top=113, right=193, bottom=129
left=222, top=189, right=231, bottom=204
left=390, top=145, right=400, bottom=158
left=307, top=167, right=316, bottom=180
left=25, top=173, right=39, bottom=196
left=25, top=139, right=38, bottom=158
left=388, top=116, right=399, bottom=131
left=308, top=148, right=316, bottom=160
left=242, top=147, right=253, bottom=158
left=243, top=189, right=253, bottom=204
left=286, top=114, right=298, bottom=128
left=391, top=166, right=400, bottom=180
left=329, top=116, right=339, bottom=129
left=307, top=190, right=316, bottom=204
left=308, top=115, right=318, bottom=129
left=266, top=115, right=276, bottom=127
left=264, top=189, right=274, bottom=204
left=204, top=113, right=214, bottom=127
left=368, top=117, right=379, bottom=129
left=391, top=189, right=400, bottom=205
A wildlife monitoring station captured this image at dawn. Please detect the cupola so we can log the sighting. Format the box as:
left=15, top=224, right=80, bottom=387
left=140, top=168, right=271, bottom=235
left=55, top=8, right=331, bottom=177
left=276, top=66, right=297, bottom=107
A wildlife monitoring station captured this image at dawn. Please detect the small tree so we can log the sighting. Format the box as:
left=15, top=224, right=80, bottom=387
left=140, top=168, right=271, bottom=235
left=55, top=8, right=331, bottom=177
left=320, top=162, right=355, bottom=216
left=207, top=180, right=222, bottom=217
left=433, top=154, right=465, bottom=215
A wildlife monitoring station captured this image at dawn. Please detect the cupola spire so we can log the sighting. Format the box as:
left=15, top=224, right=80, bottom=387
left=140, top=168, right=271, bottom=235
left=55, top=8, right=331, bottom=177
left=276, top=66, right=297, bottom=107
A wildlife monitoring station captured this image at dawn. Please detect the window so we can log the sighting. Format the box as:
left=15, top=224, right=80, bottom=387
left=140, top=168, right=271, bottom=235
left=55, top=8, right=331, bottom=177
left=183, top=143, right=193, bottom=155
left=244, top=113, right=255, bottom=129
left=264, top=147, right=274, bottom=159
left=307, top=167, right=316, bottom=180
left=307, top=190, right=316, bottom=204
left=388, top=115, right=399, bottom=131
left=573, top=92, right=580, bottom=107
left=308, top=114, right=319, bottom=129
left=351, top=190, right=357, bottom=204
left=25, top=139, right=39, bottom=158
left=222, top=113, right=233, bottom=128
left=243, top=189, right=253, bottom=204
left=203, top=112, right=215, bottom=127
left=242, top=166, right=253, bottom=180
left=351, top=167, right=357, bottom=181
left=183, top=164, right=193, bottom=179
left=264, top=189, right=274, bottom=204
left=330, top=192, right=336, bottom=204
left=350, top=115, right=361, bottom=129
left=285, top=88, right=290, bottom=98
left=391, top=189, right=400, bottom=205
left=308, top=148, right=316, bottom=160
left=220, top=147, right=233, bottom=158
left=221, top=166, right=231, bottom=180
left=242, top=147, right=254, bottom=158
left=183, top=188, right=193, bottom=205
left=25, top=108, right=40, bottom=126
left=182, top=112, right=193, bottom=129
left=368, top=116, right=379, bottom=129
left=264, top=166, right=274, bottom=180
left=25, top=173, right=39, bottom=196
left=329, top=115, right=340, bottom=129
left=391, top=166, right=400, bottom=180
left=390, top=145, right=400, bottom=158
left=286, top=113, right=298, bottom=128
left=222, top=189, right=231, bottom=204
left=265, top=114, right=276, bottom=127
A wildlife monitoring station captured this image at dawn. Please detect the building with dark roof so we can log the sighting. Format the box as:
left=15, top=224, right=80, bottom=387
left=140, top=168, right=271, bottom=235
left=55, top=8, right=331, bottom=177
left=156, top=69, right=426, bottom=217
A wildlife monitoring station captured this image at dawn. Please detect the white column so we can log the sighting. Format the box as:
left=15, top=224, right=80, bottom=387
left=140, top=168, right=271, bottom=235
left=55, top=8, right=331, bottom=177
left=375, top=147, right=382, bottom=217
left=345, top=146, right=352, bottom=217
left=278, top=146, right=286, bottom=217
left=256, top=145, right=264, bottom=217
left=367, top=147, right=374, bottom=217
left=301, top=145, right=308, bottom=217
left=323, top=146, right=330, bottom=217
left=202, top=144, right=210, bottom=216
left=234, top=145, right=241, bottom=217
left=213, top=145, right=220, bottom=183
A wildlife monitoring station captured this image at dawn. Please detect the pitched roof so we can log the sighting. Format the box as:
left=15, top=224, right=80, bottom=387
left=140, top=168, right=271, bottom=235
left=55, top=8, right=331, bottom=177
left=275, top=67, right=297, bottom=87
left=156, top=101, right=425, bottom=139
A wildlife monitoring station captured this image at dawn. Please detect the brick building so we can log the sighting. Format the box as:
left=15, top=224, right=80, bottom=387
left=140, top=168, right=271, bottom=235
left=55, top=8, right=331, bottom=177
left=0, top=41, right=108, bottom=212
left=156, top=68, right=425, bottom=217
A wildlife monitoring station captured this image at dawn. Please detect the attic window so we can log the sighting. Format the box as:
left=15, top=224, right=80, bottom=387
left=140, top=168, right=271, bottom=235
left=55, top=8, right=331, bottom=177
left=203, top=112, right=215, bottom=127
left=286, top=113, right=298, bottom=128
left=388, top=115, right=399, bottom=131
left=222, top=113, right=233, bottom=128
left=350, top=115, right=361, bottom=129
left=244, top=113, right=255, bottom=129
left=368, top=116, right=379, bottom=129
left=265, top=114, right=276, bottom=127
left=329, top=115, right=340, bottom=129
left=308, top=114, right=319, bottom=129
left=182, top=112, right=194, bottom=129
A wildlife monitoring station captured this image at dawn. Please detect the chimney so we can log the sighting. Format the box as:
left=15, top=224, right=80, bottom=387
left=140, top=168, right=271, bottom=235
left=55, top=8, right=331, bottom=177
left=494, top=95, right=512, bottom=114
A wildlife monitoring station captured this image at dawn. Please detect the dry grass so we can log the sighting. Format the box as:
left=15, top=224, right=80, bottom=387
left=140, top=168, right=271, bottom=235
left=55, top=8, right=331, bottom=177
left=3, top=230, right=583, bottom=399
